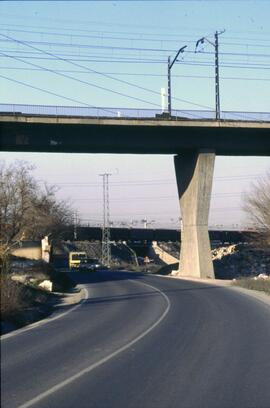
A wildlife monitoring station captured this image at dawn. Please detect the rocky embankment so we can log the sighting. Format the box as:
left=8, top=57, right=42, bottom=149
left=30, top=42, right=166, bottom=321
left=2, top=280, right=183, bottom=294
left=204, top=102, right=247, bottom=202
left=213, top=244, right=270, bottom=279
left=156, top=242, right=270, bottom=279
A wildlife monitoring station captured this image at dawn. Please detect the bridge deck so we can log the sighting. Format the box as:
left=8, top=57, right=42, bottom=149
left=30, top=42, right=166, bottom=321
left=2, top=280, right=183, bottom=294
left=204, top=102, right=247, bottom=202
left=1, top=113, right=270, bottom=155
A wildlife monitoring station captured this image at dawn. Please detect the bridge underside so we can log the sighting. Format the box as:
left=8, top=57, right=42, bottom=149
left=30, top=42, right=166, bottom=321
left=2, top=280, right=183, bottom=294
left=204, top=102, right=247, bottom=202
left=1, top=115, right=269, bottom=279
left=0, top=116, right=270, bottom=155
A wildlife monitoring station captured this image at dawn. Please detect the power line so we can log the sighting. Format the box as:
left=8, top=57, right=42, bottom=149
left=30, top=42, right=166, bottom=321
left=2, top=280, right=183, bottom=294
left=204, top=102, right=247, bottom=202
left=0, top=22, right=211, bottom=40
left=0, top=51, right=165, bottom=63
left=1, top=66, right=270, bottom=81
left=2, top=47, right=270, bottom=70
left=72, top=192, right=243, bottom=202
left=0, top=37, right=175, bottom=53
left=2, top=49, right=269, bottom=70
left=1, top=34, right=165, bottom=108
left=51, top=174, right=265, bottom=187
left=0, top=33, right=180, bottom=105
left=77, top=207, right=246, bottom=219
left=2, top=10, right=269, bottom=35
left=220, top=41, right=270, bottom=49
left=1, top=66, right=269, bottom=82
left=0, top=49, right=161, bottom=108
left=1, top=27, right=270, bottom=50
left=224, top=35, right=270, bottom=42
left=1, top=24, right=270, bottom=48
left=0, top=52, right=165, bottom=63
left=0, top=28, right=198, bottom=45
left=177, top=61, right=270, bottom=70
left=1, top=34, right=269, bottom=116
left=0, top=34, right=214, bottom=113
left=0, top=73, right=115, bottom=114
left=2, top=36, right=270, bottom=59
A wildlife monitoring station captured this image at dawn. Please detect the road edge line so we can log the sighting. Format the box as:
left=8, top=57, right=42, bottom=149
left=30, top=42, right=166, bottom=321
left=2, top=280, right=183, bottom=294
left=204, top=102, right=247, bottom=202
left=229, top=285, right=270, bottom=308
left=1, top=286, right=89, bottom=341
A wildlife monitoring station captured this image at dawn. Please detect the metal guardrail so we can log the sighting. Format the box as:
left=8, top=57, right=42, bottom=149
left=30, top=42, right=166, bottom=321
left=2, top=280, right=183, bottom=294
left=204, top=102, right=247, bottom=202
left=0, top=103, right=269, bottom=122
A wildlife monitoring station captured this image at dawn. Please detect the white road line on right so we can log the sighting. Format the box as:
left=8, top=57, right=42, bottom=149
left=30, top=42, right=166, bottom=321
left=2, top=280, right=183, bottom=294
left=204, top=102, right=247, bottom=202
left=18, top=279, right=171, bottom=408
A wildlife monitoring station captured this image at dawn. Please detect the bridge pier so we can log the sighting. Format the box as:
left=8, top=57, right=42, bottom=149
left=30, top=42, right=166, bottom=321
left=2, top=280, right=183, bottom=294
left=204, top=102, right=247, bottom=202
left=174, top=151, right=215, bottom=279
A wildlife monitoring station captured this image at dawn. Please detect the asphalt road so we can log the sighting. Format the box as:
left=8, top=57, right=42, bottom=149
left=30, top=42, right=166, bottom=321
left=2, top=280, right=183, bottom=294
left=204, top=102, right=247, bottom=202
left=1, top=270, right=270, bottom=408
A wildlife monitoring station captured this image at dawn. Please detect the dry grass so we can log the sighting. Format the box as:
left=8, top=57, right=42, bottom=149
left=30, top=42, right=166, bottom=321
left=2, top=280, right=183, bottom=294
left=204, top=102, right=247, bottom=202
left=0, top=274, right=26, bottom=317
left=0, top=273, right=51, bottom=321
left=1, top=260, right=75, bottom=333
left=232, top=277, right=270, bottom=294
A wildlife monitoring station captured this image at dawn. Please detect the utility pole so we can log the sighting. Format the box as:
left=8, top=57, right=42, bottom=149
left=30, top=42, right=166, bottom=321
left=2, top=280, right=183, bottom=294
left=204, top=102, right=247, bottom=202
left=215, top=31, right=221, bottom=121
left=99, top=173, right=112, bottom=267
left=73, top=211, right=78, bottom=240
left=167, top=45, right=187, bottom=116
left=167, top=56, right=172, bottom=116
left=195, top=30, right=225, bottom=120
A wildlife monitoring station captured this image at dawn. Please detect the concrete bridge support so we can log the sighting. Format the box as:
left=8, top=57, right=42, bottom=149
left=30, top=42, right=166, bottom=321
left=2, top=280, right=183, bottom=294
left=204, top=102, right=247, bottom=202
left=174, top=151, right=215, bottom=279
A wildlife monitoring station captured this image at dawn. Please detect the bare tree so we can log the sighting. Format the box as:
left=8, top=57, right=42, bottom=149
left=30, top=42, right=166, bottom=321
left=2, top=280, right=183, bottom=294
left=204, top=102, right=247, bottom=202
left=0, top=161, right=74, bottom=266
left=243, top=172, right=270, bottom=247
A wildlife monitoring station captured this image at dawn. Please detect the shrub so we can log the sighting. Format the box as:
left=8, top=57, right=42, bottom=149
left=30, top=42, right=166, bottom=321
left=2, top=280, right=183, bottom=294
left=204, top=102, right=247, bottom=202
left=0, top=274, right=26, bottom=318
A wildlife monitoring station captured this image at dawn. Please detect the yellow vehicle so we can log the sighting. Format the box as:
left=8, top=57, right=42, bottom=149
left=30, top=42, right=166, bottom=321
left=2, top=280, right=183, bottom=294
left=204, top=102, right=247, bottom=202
left=69, top=252, right=87, bottom=269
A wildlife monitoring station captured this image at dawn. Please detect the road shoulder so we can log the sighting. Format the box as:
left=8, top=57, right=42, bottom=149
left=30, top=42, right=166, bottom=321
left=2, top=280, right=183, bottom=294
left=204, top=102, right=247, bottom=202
left=1, top=285, right=88, bottom=339
left=154, top=273, right=270, bottom=307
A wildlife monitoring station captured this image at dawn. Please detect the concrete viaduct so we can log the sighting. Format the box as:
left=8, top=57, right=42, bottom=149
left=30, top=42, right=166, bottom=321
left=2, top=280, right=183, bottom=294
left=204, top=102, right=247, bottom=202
left=1, top=112, right=269, bottom=279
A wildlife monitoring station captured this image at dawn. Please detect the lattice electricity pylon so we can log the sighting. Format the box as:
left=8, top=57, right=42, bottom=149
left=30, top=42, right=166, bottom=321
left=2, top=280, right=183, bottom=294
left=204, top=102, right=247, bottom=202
left=99, top=173, right=112, bottom=267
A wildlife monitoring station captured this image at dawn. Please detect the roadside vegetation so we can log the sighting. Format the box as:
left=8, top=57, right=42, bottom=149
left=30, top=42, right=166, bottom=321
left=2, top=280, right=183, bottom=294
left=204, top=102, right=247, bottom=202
left=232, top=277, right=270, bottom=295
left=229, top=171, right=270, bottom=294
left=243, top=171, right=270, bottom=248
left=0, top=160, right=75, bottom=333
left=1, top=271, right=52, bottom=329
left=0, top=160, right=73, bottom=270
left=1, top=259, right=75, bottom=332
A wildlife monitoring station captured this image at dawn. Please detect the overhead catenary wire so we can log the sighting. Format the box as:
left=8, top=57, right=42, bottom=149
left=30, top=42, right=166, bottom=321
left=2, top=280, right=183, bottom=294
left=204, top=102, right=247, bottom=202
left=71, top=192, right=243, bottom=203
left=1, top=12, right=270, bottom=37
left=47, top=174, right=265, bottom=188
left=1, top=27, right=269, bottom=119
left=2, top=36, right=270, bottom=59
left=1, top=66, right=270, bottom=81
left=76, top=207, right=246, bottom=220
left=0, top=49, right=161, bottom=108
left=0, top=73, right=117, bottom=114
left=2, top=46, right=270, bottom=67
left=3, top=39, right=267, bottom=119
left=2, top=35, right=270, bottom=66
left=1, top=24, right=270, bottom=50
left=0, top=34, right=168, bottom=109
left=1, top=49, right=270, bottom=70
left=0, top=33, right=214, bottom=114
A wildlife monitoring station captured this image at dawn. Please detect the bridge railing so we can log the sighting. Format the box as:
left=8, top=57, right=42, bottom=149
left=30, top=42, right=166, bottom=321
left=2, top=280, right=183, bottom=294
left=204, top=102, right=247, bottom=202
left=0, top=103, right=269, bottom=122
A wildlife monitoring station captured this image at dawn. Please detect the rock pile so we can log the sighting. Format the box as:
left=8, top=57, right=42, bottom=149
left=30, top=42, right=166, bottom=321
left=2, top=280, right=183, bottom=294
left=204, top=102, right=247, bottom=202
left=211, top=245, right=237, bottom=260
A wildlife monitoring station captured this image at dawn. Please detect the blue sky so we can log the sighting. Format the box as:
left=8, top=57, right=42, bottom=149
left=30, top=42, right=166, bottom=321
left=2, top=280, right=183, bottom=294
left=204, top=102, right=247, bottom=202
left=0, top=1, right=269, bottom=229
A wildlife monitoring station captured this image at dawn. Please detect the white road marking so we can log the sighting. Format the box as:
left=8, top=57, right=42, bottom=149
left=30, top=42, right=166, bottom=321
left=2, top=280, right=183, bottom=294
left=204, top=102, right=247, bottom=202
left=18, top=280, right=171, bottom=408
left=1, top=287, right=89, bottom=341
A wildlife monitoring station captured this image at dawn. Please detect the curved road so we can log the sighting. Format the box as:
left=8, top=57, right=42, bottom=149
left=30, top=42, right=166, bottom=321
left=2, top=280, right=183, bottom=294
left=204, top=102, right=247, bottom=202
left=1, top=271, right=270, bottom=408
